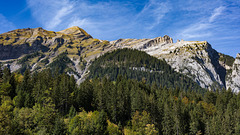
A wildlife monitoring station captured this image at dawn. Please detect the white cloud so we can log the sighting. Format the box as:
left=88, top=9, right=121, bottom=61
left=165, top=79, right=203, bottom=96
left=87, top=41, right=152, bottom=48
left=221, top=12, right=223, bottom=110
left=137, top=0, right=170, bottom=29
left=26, top=0, right=171, bottom=39
left=26, top=0, right=140, bottom=39
left=27, top=0, right=130, bottom=34
left=0, top=14, right=16, bottom=34
left=46, top=4, right=74, bottom=29
left=177, top=6, right=226, bottom=40
left=180, top=23, right=212, bottom=39
left=209, top=6, right=225, bottom=23
left=67, top=17, right=88, bottom=28
left=27, top=0, right=76, bottom=30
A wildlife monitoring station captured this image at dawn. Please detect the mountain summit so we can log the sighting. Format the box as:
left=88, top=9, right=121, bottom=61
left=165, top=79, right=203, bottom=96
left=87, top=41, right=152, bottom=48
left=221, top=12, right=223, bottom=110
left=58, top=26, right=91, bottom=37
left=0, top=27, right=239, bottom=92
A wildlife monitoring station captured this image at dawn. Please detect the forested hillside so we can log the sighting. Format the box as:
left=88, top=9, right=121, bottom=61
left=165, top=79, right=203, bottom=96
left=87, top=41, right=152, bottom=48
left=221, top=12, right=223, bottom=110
left=89, top=48, right=204, bottom=93
left=1, top=63, right=240, bottom=134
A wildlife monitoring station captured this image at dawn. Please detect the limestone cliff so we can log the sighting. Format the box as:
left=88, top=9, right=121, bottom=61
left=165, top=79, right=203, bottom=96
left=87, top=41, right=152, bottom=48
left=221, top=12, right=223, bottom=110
left=226, top=53, right=240, bottom=92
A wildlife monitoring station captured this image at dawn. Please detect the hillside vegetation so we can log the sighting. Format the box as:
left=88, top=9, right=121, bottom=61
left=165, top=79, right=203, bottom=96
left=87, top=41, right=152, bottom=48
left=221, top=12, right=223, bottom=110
left=89, top=48, right=204, bottom=92
left=0, top=65, right=240, bottom=134
left=219, top=53, right=235, bottom=67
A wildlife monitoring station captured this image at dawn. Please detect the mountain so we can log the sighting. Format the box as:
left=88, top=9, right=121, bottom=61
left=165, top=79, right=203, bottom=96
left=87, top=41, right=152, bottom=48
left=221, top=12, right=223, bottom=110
left=0, top=27, right=239, bottom=92
left=0, top=26, right=112, bottom=80
left=0, top=26, right=90, bottom=59
left=113, top=39, right=221, bottom=89
left=88, top=48, right=205, bottom=92
left=110, top=37, right=238, bottom=91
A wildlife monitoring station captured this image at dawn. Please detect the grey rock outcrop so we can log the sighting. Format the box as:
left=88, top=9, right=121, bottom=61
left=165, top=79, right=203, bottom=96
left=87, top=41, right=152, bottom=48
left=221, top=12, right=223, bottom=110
left=226, top=53, right=240, bottom=92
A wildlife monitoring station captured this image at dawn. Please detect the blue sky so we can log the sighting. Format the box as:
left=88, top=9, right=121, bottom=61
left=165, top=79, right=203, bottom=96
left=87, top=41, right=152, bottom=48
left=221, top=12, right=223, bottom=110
left=0, top=0, right=240, bottom=57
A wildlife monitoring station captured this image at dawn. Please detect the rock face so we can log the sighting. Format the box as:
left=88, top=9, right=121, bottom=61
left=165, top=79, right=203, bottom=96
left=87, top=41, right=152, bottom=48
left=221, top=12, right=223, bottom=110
left=58, top=26, right=92, bottom=39
left=113, top=39, right=227, bottom=90
left=112, top=37, right=240, bottom=92
left=226, top=53, right=240, bottom=92
left=0, top=27, right=110, bottom=81
left=0, top=27, right=92, bottom=60
left=154, top=42, right=225, bottom=90
left=0, top=43, right=48, bottom=60
left=110, top=35, right=173, bottom=50
left=0, top=27, right=239, bottom=92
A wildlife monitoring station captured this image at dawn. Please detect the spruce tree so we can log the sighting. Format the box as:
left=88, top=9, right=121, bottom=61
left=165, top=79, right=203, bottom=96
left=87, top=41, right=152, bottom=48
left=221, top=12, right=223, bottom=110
left=2, top=67, right=11, bottom=83
left=0, top=64, right=2, bottom=79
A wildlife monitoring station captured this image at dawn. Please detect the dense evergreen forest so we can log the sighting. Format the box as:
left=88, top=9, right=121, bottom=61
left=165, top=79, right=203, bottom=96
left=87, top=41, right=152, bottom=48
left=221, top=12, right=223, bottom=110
left=0, top=49, right=240, bottom=134
left=89, top=49, right=205, bottom=93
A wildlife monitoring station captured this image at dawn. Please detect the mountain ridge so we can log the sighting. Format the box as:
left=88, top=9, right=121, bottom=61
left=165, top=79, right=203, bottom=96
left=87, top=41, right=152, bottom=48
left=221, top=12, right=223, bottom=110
left=0, top=27, right=239, bottom=92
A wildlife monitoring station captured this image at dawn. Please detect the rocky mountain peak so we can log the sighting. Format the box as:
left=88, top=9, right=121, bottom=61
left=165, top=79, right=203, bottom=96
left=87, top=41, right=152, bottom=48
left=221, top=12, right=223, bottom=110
left=234, top=53, right=240, bottom=64
left=154, top=35, right=173, bottom=44
left=226, top=53, right=240, bottom=92
left=33, top=27, right=44, bottom=31
left=58, top=26, right=91, bottom=37
left=237, top=53, right=240, bottom=58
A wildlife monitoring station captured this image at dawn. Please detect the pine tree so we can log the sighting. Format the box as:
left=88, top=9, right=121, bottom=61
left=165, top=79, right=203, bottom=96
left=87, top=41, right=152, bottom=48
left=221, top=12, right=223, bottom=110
left=162, top=103, right=174, bottom=135
left=13, top=89, right=25, bottom=108
left=9, top=74, right=17, bottom=99
left=0, top=82, right=11, bottom=97
left=0, top=64, right=3, bottom=79
left=0, top=97, right=13, bottom=134
left=96, top=110, right=108, bottom=135
left=173, top=100, right=182, bottom=135
left=69, top=105, right=77, bottom=119
left=52, top=117, right=66, bottom=135
left=2, top=67, right=11, bottom=83
left=189, top=107, right=201, bottom=134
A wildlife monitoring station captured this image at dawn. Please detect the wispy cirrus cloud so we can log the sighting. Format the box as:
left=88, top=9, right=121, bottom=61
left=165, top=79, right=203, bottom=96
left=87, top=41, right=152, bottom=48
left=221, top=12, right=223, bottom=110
left=47, top=4, right=74, bottom=29
left=26, top=0, right=172, bottom=39
left=26, top=0, right=135, bottom=39
left=67, top=17, right=88, bottom=29
left=0, top=14, right=16, bottom=34
left=27, top=0, right=75, bottom=30
left=136, top=0, right=170, bottom=30
left=174, top=1, right=240, bottom=56
left=179, top=23, right=212, bottom=39
left=177, top=6, right=226, bottom=40
left=209, top=6, right=225, bottom=23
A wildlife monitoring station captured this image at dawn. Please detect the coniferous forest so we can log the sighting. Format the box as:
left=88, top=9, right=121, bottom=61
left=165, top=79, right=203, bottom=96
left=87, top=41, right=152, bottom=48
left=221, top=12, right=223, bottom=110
left=0, top=49, right=240, bottom=135
left=89, top=49, right=205, bottom=93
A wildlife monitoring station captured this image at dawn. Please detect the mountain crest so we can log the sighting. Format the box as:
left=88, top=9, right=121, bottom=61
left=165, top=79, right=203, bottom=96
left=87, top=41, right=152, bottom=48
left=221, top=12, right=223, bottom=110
left=226, top=53, right=240, bottom=92
left=237, top=53, right=240, bottom=58
left=0, top=27, right=240, bottom=92
left=234, top=53, right=240, bottom=65
left=58, top=26, right=91, bottom=37
left=154, top=35, right=173, bottom=44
